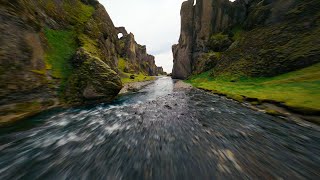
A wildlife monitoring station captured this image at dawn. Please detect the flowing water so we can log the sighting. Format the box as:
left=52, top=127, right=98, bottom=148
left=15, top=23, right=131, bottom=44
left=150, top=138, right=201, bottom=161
left=0, top=77, right=319, bottom=179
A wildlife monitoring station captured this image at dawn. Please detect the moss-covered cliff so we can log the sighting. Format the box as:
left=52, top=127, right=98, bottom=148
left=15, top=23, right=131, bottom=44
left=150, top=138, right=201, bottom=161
left=172, top=0, right=320, bottom=79
left=173, top=0, right=320, bottom=116
left=0, top=0, right=162, bottom=124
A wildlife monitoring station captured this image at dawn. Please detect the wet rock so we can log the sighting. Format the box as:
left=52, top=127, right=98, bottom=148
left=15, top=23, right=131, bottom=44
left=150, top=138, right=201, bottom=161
left=164, top=104, right=173, bottom=110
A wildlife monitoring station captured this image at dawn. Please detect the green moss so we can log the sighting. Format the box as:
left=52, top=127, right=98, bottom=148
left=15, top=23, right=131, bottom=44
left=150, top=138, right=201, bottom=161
left=207, top=33, right=232, bottom=52
left=63, top=1, right=94, bottom=25
left=119, top=40, right=126, bottom=50
left=118, top=57, right=127, bottom=72
left=40, top=0, right=94, bottom=26
left=117, top=57, right=154, bottom=83
left=265, top=109, right=282, bottom=116
left=231, top=25, right=244, bottom=41
left=30, top=70, right=46, bottom=75
left=226, top=94, right=245, bottom=103
left=186, top=63, right=320, bottom=114
left=78, top=34, right=100, bottom=57
left=44, top=28, right=77, bottom=80
left=64, top=52, right=122, bottom=103
left=121, top=72, right=155, bottom=84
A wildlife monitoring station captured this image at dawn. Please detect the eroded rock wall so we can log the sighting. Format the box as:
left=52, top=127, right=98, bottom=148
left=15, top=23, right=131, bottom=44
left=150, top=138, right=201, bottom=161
left=172, top=0, right=247, bottom=79
left=172, top=0, right=320, bottom=79
left=172, top=0, right=195, bottom=79
left=0, top=0, right=123, bottom=123
left=117, top=28, right=164, bottom=76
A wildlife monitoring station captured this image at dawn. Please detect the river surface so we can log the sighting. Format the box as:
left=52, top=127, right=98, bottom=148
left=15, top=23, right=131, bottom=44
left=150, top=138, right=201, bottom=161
left=0, top=77, right=319, bottom=179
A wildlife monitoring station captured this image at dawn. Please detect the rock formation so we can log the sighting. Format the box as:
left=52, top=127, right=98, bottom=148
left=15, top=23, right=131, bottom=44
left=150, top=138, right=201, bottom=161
left=172, top=0, right=320, bottom=79
left=117, top=27, right=165, bottom=76
left=0, top=0, right=163, bottom=123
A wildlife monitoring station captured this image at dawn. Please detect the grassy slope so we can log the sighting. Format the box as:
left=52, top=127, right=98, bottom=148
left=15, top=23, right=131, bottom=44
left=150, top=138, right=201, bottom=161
left=118, top=58, right=155, bottom=84
left=42, top=1, right=95, bottom=93
left=44, top=28, right=77, bottom=79
left=186, top=63, right=320, bottom=114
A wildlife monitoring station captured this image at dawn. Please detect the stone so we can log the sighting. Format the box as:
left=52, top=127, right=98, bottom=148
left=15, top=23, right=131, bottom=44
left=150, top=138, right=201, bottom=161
left=65, top=49, right=122, bottom=103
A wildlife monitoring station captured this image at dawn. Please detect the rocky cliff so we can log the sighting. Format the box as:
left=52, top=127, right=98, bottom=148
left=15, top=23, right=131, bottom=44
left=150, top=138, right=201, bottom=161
left=0, top=0, right=162, bottom=123
left=172, top=0, right=320, bottom=79
left=116, top=27, right=165, bottom=76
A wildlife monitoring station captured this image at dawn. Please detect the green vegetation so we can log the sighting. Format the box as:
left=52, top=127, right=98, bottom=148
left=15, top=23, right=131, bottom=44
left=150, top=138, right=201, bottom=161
left=231, top=25, right=244, bottom=41
left=118, top=58, right=155, bottom=84
left=207, top=33, right=232, bottom=52
left=118, top=58, right=127, bottom=72
left=41, top=0, right=97, bottom=98
left=62, top=1, right=94, bottom=25
left=64, top=52, right=122, bottom=103
left=186, top=63, right=320, bottom=114
left=41, top=0, right=94, bottom=26
left=78, top=34, right=100, bottom=57
left=121, top=73, right=155, bottom=84
left=44, top=28, right=77, bottom=80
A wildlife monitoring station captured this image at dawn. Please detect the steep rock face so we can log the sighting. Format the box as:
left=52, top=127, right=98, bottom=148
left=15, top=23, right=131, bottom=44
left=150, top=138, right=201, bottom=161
left=172, top=0, right=320, bottom=79
left=157, top=67, right=165, bottom=75
left=117, top=27, right=164, bottom=76
left=172, top=0, right=195, bottom=79
left=0, top=0, right=152, bottom=123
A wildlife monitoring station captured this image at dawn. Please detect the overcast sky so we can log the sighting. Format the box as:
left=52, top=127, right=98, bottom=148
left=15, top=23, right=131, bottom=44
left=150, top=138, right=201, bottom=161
left=99, top=0, right=186, bottom=73
left=100, top=0, right=234, bottom=73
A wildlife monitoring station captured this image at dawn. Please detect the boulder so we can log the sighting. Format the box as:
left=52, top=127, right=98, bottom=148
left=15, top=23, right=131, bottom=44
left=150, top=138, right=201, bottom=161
left=65, top=49, right=122, bottom=103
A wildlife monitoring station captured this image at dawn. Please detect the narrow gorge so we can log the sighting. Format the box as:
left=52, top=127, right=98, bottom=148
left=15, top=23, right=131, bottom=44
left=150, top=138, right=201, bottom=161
left=0, top=0, right=319, bottom=179
left=0, top=0, right=165, bottom=123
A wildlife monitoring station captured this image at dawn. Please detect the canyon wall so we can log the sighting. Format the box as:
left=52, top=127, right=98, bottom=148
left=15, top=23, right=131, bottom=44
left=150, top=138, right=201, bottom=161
left=172, top=0, right=320, bottom=79
left=0, top=0, right=163, bottom=123
left=116, top=28, right=165, bottom=76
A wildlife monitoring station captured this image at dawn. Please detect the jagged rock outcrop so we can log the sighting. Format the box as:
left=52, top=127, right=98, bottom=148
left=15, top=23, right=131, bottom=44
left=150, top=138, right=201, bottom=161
left=172, top=0, right=320, bottom=79
left=117, top=27, right=164, bottom=76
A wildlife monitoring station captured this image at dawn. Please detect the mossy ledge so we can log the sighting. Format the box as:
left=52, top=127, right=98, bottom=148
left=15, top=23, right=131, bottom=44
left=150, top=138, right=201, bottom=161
left=186, top=63, right=320, bottom=124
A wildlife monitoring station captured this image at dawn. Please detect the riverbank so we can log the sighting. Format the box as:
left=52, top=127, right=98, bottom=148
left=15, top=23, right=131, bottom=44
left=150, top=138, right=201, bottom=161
left=0, top=98, right=60, bottom=126
left=119, top=79, right=156, bottom=94
left=184, top=64, right=320, bottom=124
left=179, top=81, right=320, bottom=125
left=0, top=79, right=157, bottom=126
left=2, top=76, right=319, bottom=179
left=195, top=86, right=320, bottom=125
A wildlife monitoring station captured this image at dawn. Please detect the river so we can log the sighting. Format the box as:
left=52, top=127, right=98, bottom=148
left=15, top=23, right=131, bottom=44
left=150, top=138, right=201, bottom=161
left=0, top=77, right=319, bottom=179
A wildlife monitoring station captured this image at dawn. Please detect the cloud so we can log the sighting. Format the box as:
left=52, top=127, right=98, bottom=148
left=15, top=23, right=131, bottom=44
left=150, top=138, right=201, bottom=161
left=99, top=0, right=185, bottom=73
left=154, top=51, right=174, bottom=73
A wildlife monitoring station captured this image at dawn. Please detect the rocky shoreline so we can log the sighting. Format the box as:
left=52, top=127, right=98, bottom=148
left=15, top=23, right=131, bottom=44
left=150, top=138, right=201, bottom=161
left=119, top=80, right=156, bottom=95
left=0, top=79, right=157, bottom=127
